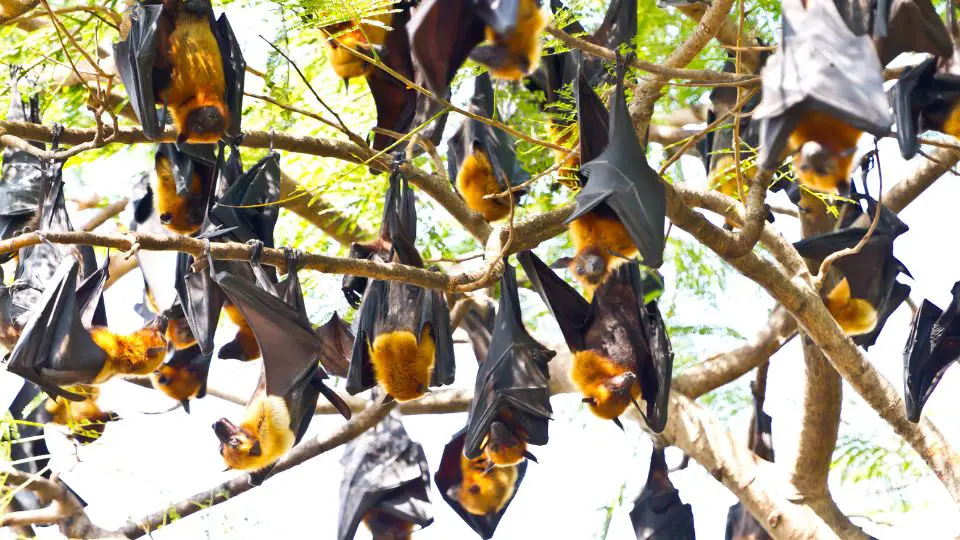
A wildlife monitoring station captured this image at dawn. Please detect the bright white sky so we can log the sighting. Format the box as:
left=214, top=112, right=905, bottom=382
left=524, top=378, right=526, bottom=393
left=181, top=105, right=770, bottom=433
left=4, top=2, right=960, bottom=539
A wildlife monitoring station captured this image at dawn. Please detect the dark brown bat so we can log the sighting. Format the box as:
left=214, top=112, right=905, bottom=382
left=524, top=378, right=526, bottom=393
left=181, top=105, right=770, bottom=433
left=903, top=281, right=960, bottom=422
left=463, top=262, right=554, bottom=468
left=337, top=408, right=433, bottom=540
left=629, top=447, right=696, bottom=539
left=518, top=250, right=673, bottom=432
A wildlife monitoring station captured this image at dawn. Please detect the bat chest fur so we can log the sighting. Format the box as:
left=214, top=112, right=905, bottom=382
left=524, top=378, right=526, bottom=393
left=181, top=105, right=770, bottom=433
left=570, top=213, right=638, bottom=261
left=159, top=14, right=226, bottom=134
left=155, top=156, right=205, bottom=234
left=482, top=0, right=545, bottom=80
left=941, top=102, right=960, bottom=138
left=91, top=328, right=166, bottom=382
left=457, top=455, right=518, bottom=515
left=241, top=395, right=296, bottom=469
left=369, top=331, right=436, bottom=402
left=825, top=278, right=877, bottom=336
left=457, top=150, right=510, bottom=221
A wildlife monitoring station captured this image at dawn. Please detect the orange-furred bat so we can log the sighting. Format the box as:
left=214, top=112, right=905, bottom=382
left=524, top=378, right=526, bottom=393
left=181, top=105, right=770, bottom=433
left=218, top=301, right=261, bottom=361
left=151, top=343, right=211, bottom=411
left=45, top=386, right=121, bottom=445
left=320, top=15, right=392, bottom=81
left=153, top=143, right=215, bottom=235
left=114, top=0, right=245, bottom=143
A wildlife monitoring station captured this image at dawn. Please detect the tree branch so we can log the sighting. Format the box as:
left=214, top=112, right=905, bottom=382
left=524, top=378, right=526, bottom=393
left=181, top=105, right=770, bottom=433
left=118, top=402, right=395, bottom=538
left=672, top=304, right=797, bottom=398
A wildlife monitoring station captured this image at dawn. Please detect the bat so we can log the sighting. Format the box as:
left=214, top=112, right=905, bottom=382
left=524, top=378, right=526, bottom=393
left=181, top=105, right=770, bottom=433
left=902, top=281, right=960, bottom=422
left=725, top=386, right=773, bottom=540
left=337, top=164, right=455, bottom=402
left=752, top=0, right=891, bottom=199
left=434, top=428, right=527, bottom=539
left=151, top=343, right=211, bottom=412
left=0, top=68, right=44, bottom=254
left=629, top=447, right=695, bottom=540
left=175, top=145, right=281, bottom=358
left=5, top=257, right=167, bottom=401
left=518, top=250, right=674, bottom=432
left=793, top=194, right=911, bottom=345
left=337, top=407, right=433, bottom=540
left=407, top=0, right=545, bottom=97
left=153, top=142, right=217, bottom=235
left=447, top=73, right=530, bottom=222
left=889, top=51, right=960, bottom=160
left=129, top=173, right=183, bottom=324
left=464, top=262, right=554, bottom=468
left=561, top=53, right=666, bottom=294
left=832, top=0, right=951, bottom=65
left=114, top=0, right=245, bottom=143
left=320, top=14, right=393, bottom=81
left=44, top=385, right=121, bottom=446
left=212, top=248, right=352, bottom=484
left=529, top=0, right=636, bottom=172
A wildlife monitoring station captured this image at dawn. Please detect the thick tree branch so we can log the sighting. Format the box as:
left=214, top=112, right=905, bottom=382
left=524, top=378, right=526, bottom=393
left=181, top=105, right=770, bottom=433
left=119, top=402, right=395, bottom=538
left=0, top=468, right=122, bottom=539
left=673, top=304, right=797, bottom=398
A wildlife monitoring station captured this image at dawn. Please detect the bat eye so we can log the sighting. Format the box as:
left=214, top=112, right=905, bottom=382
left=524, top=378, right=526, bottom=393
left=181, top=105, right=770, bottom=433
left=156, top=374, right=169, bottom=385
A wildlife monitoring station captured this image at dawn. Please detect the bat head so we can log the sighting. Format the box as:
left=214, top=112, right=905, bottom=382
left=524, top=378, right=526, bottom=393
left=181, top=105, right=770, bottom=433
left=825, top=277, right=878, bottom=336
left=165, top=317, right=197, bottom=350
left=793, top=141, right=854, bottom=195
left=152, top=362, right=203, bottom=403
left=582, top=370, right=638, bottom=420
left=361, top=509, right=416, bottom=539
left=568, top=248, right=609, bottom=287
left=213, top=418, right=263, bottom=469
left=138, top=320, right=171, bottom=367
left=176, top=103, right=228, bottom=145
left=46, top=393, right=119, bottom=445
left=484, top=421, right=527, bottom=467
left=452, top=455, right=519, bottom=516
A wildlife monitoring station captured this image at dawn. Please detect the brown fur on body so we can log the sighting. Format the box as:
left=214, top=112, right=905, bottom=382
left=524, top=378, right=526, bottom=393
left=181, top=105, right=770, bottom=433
left=570, top=270, right=654, bottom=421
left=567, top=208, right=638, bottom=296
left=123, top=0, right=228, bottom=143
left=362, top=509, right=415, bottom=540
left=90, top=324, right=168, bottom=383
left=456, top=148, right=511, bottom=222
left=153, top=153, right=210, bottom=235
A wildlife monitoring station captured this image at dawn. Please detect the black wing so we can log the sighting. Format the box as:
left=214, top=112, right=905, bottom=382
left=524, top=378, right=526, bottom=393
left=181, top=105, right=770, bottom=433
left=434, top=429, right=528, bottom=540
left=211, top=151, right=281, bottom=247
left=464, top=263, right=555, bottom=459
left=566, top=54, right=666, bottom=268
left=903, top=282, right=960, bottom=422
left=113, top=3, right=166, bottom=139
left=367, top=7, right=420, bottom=153
left=574, top=53, right=610, bottom=165
left=889, top=56, right=960, bottom=160
left=874, top=0, right=952, bottom=66
left=4, top=259, right=107, bottom=401
left=516, top=250, right=590, bottom=351
left=629, top=448, right=696, bottom=540
left=337, top=409, right=433, bottom=540
left=213, top=12, right=246, bottom=141
left=0, top=72, right=44, bottom=252
left=751, top=0, right=891, bottom=170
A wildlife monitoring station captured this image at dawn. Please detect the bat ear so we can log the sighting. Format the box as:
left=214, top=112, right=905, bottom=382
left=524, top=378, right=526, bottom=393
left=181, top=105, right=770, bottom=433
left=550, top=256, right=574, bottom=269
left=248, top=440, right=262, bottom=457
left=612, top=417, right=625, bottom=431
left=181, top=399, right=191, bottom=414
left=523, top=450, right=539, bottom=463
left=446, top=486, right=461, bottom=502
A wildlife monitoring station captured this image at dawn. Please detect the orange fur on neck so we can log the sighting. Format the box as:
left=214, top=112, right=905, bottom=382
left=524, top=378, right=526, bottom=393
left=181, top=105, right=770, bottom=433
left=570, top=350, right=640, bottom=420
left=369, top=330, right=436, bottom=402
left=457, top=149, right=511, bottom=222
left=825, top=278, right=877, bottom=336
left=483, top=0, right=545, bottom=80
left=456, top=454, right=518, bottom=516
left=788, top=111, right=862, bottom=194
left=91, top=326, right=167, bottom=383
left=219, top=395, right=295, bottom=472
left=567, top=212, right=637, bottom=292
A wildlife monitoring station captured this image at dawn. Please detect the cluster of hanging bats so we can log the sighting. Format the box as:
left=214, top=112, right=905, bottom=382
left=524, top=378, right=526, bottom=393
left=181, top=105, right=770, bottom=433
left=3, top=0, right=960, bottom=537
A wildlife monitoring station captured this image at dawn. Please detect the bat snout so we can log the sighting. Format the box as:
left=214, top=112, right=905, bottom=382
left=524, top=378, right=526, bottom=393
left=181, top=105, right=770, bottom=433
left=574, top=254, right=607, bottom=284
left=213, top=418, right=238, bottom=442
left=798, top=141, right=834, bottom=177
